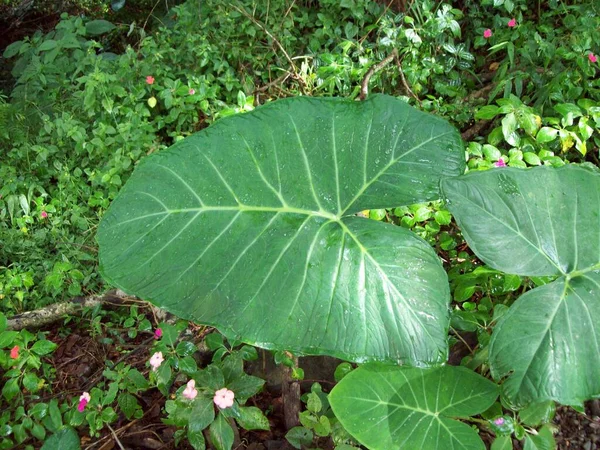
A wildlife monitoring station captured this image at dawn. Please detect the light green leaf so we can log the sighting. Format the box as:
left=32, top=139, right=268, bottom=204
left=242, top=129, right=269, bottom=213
left=491, top=435, right=513, bottom=450
left=536, top=127, right=558, bottom=144
left=442, top=165, right=600, bottom=405
left=519, top=401, right=555, bottom=426
left=85, top=20, right=116, bottom=36
left=523, top=425, right=556, bottom=450
left=97, top=95, right=464, bottom=364
left=41, top=427, right=81, bottom=450
left=209, top=413, right=234, bottom=450
left=502, top=113, right=521, bottom=147
left=236, top=406, right=270, bottom=431
left=329, top=364, right=499, bottom=450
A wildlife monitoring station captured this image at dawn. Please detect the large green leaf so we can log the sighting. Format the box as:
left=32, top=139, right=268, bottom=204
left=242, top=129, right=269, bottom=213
left=442, top=165, right=600, bottom=405
left=329, top=363, right=499, bottom=450
left=98, top=94, right=464, bottom=364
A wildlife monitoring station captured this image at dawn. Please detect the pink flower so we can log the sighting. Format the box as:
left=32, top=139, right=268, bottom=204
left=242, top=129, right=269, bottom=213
left=40, top=211, right=48, bottom=219
left=494, top=417, right=505, bottom=426
left=213, top=388, right=235, bottom=409
left=78, top=392, right=91, bottom=412
left=154, top=328, right=162, bottom=340
left=508, top=18, right=516, bottom=27
left=495, top=158, right=507, bottom=167
left=189, top=89, right=195, bottom=95
left=483, top=29, right=492, bottom=39
left=589, top=53, right=598, bottom=63
left=10, top=346, right=19, bottom=359
left=149, top=351, right=164, bottom=371
left=146, top=76, right=155, bottom=85
left=182, top=380, right=198, bottom=400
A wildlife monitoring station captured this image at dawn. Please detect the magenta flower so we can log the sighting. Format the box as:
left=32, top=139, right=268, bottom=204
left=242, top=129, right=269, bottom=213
left=589, top=53, right=598, bottom=63
left=189, top=88, right=196, bottom=95
left=78, top=392, right=91, bottom=412
left=182, top=380, right=198, bottom=400
left=154, top=328, right=162, bottom=340
left=483, top=29, right=492, bottom=39
left=146, top=75, right=155, bottom=85
left=149, top=351, right=164, bottom=371
left=213, top=388, right=235, bottom=409
left=494, top=417, right=505, bottom=426
left=40, top=211, right=48, bottom=219
left=508, top=18, right=516, bottom=27
left=495, top=158, right=507, bottom=167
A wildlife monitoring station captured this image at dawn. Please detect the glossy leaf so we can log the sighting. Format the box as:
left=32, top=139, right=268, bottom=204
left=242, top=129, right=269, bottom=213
left=98, top=95, right=464, bottom=364
left=329, top=363, right=499, bottom=450
left=442, top=165, right=600, bottom=405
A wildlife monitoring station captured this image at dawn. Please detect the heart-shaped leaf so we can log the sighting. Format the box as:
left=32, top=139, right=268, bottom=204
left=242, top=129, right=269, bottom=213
left=98, top=95, right=464, bottom=364
left=442, top=165, right=600, bottom=405
left=329, top=363, right=499, bottom=450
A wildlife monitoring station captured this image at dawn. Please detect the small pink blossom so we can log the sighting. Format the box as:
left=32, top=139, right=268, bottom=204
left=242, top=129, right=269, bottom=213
left=189, top=88, right=195, bottom=95
left=507, top=18, right=516, bottom=27
left=483, top=29, right=492, bottom=39
left=146, top=75, right=155, bottom=85
left=10, top=346, right=19, bottom=359
left=149, top=351, right=164, bottom=371
left=182, top=379, right=198, bottom=400
left=154, top=328, right=162, bottom=340
left=494, top=417, right=505, bottom=426
left=78, top=392, right=91, bottom=412
left=589, top=53, right=598, bottom=63
left=40, top=211, right=48, bottom=219
left=495, top=158, right=507, bottom=167
left=213, top=388, right=235, bottom=409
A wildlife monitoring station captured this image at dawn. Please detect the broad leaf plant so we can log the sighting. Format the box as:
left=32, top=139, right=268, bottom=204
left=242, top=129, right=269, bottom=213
left=98, top=95, right=599, bottom=449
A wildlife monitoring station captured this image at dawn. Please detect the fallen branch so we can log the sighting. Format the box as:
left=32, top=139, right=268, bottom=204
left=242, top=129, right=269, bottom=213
left=6, top=290, right=136, bottom=331
left=359, top=49, right=398, bottom=101
left=461, top=120, right=491, bottom=142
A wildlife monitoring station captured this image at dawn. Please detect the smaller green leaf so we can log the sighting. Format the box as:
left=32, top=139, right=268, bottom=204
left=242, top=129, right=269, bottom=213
left=209, top=413, right=234, bottom=450
left=85, top=20, right=116, bottom=35
left=23, top=372, right=41, bottom=393
left=204, top=333, right=225, bottom=351
left=523, top=152, right=541, bottom=166
left=188, top=424, right=206, bottom=450
left=41, top=427, right=81, bottom=450
left=176, top=340, right=197, bottom=357
left=227, top=374, right=264, bottom=402
left=2, top=378, right=19, bottom=402
left=31, top=422, right=46, bottom=441
left=0, top=331, right=19, bottom=348
left=476, top=105, right=500, bottom=120
left=3, top=40, right=24, bottom=58
left=38, top=40, right=58, bottom=51
left=502, top=113, right=521, bottom=147
left=118, top=393, right=139, bottom=420
left=523, top=425, right=555, bottom=450
left=307, top=393, right=322, bottom=414
left=196, top=365, right=225, bottom=391
left=536, top=127, right=558, bottom=144
left=0, top=313, right=6, bottom=333
left=314, top=415, right=331, bottom=437
left=334, top=363, right=353, bottom=382
left=31, top=340, right=57, bottom=356
left=126, top=369, right=149, bottom=391
left=519, top=401, right=555, bottom=427
left=179, top=355, right=198, bottom=374
left=483, top=144, right=502, bottom=161
left=286, top=426, right=314, bottom=449
left=190, top=397, right=215, bottom=431
left=434, top=209, right=452, bottom=225
left=236, top=406, right=270, bottom=431
left=239, top=345, right=258, bottom=361
left=491, top=435, right=513, bottom=450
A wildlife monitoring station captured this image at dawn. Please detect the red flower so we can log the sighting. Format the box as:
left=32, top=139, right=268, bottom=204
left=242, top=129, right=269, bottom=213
left=10, top=346, right=19, bottom=359
left=589, top=53, right=598, bottom=63
left=508, top=18, right=516, bottom=27
left=483, top=29, right=493, bottom=39
left=146, top=76, right=155, bottom=85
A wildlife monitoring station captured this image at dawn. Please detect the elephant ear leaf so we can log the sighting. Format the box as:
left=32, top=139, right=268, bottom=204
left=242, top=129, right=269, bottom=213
left=329, top=364, right=499, bottom=450
left=97, top=94, right=465, bottom=364
left=442, top=165, right=600, bottom=405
